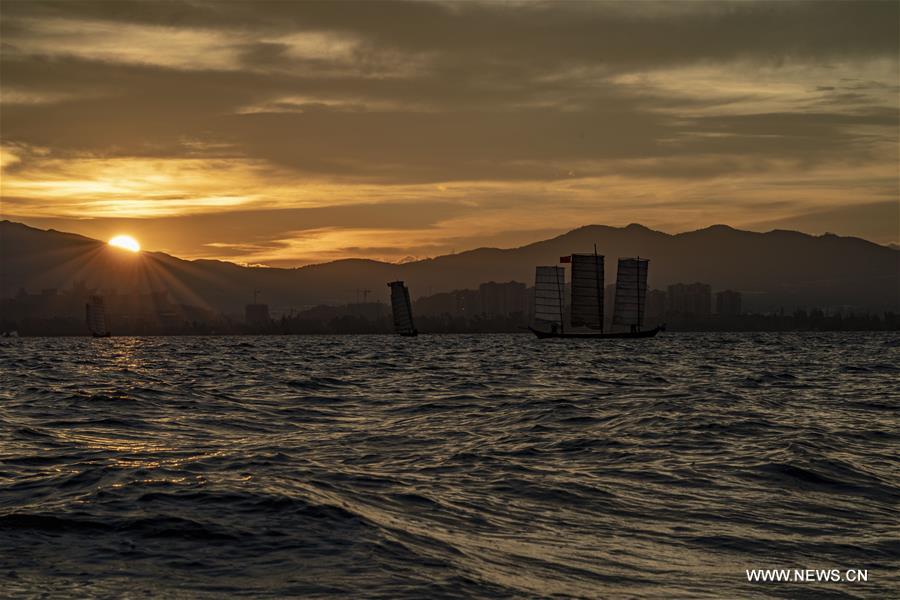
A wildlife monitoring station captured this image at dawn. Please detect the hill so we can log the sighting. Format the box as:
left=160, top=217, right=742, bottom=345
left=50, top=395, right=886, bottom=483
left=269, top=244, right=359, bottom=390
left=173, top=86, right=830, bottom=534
left=1, top=220, right=897, bottom=314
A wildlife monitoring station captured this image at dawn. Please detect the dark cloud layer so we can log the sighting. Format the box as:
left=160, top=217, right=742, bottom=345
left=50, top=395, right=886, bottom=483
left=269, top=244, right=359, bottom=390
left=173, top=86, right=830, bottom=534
left=2, top=1, right=897, bottom=180
left=5, top=1, right=897, bottom=64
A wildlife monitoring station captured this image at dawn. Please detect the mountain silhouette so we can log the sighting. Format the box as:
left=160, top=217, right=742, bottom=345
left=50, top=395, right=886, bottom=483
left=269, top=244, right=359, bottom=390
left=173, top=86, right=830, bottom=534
left=1, top=220, right=897, bottom=314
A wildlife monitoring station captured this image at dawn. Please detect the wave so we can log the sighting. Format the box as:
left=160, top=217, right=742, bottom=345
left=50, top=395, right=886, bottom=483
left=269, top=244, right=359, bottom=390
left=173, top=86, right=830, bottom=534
left=1, top=332, right=898, bottom=598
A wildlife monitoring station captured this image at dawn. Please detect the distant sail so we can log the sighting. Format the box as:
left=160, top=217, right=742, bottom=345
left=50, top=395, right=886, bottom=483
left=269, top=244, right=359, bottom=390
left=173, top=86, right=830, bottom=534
left=612, top=258, right=648, bottom=327
left=533, top=266, right=565, bottom=328
left=85, top=294, right=110, bottom=337
left=570, top=253, right=604, bottom=329
left=388, top=281, right=417, bottom=336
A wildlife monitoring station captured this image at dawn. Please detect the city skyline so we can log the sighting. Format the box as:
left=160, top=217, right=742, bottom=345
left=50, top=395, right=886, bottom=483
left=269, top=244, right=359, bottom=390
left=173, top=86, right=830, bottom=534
left=3, top=219, right=896, bottom=318
left=1, top=1, right=898, bottom=266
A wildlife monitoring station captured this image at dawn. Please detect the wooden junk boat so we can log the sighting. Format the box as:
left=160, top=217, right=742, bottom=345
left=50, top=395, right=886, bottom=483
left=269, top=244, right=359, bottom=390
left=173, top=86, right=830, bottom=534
left=529, top=250, right=662, bottom=339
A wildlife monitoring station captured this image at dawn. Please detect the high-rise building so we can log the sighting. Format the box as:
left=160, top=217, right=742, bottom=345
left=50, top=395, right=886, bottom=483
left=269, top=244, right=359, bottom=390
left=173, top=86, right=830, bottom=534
left=479, top=281, right=527, bottom=316
left=646, top=289, right=667, bottom=321
left=716, top=289, right=742, bottom=316
left=667, top=282, right=712, bottom=316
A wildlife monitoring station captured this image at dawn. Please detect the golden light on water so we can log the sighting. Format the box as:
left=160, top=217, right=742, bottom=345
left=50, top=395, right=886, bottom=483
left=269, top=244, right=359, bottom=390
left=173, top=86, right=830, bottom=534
left=109, top=234, right=141, bottom=252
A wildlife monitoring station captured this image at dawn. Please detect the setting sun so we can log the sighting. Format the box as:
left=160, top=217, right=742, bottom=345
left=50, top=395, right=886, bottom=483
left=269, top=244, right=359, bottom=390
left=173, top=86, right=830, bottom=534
left=108, top=234, right=141, bottom=252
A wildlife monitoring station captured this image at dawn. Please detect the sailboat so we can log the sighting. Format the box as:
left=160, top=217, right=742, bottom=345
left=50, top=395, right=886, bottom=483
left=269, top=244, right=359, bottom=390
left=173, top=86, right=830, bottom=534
left=529, top=252, right=662, bottom=339
left=387, top=281, right=418, bottom=337
left=85, top=294, right=111, bottom=337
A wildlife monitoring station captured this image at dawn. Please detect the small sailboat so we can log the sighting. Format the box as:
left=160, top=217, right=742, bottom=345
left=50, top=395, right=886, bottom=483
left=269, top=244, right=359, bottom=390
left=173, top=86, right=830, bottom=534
left=529, top=251, right=662, bottom=339
left=387, top=281, right=418, bottom=337
left=85, top=294, right=111, bottom=337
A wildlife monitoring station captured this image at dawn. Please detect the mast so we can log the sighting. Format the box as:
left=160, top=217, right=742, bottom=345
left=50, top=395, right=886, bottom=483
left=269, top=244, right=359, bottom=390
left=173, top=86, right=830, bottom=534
left=636, top=255, right=640, bottom=331
left=595, top=244, right=603, bottom=333
left=556, top=265, right=565, bottom=334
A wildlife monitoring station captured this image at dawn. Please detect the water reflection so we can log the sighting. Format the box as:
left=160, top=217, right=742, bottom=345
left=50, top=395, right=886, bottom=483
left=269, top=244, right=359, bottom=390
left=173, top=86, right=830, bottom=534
left=1, top=333, right=897, bottom=597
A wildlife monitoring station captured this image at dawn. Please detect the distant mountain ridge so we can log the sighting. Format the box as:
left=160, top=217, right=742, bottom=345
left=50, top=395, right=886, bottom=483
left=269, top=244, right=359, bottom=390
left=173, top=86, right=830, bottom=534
left=1, top=220, right=897, bottom=314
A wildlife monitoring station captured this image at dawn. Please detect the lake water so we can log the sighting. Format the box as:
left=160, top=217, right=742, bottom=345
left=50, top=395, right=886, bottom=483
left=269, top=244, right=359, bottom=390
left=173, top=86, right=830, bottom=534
left=1, top=333, right=898, bottom=598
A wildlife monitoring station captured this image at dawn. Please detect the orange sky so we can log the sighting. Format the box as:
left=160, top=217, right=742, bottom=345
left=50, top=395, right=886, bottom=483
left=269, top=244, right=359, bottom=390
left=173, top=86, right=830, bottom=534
left=1, top=1, right=898, bottom=266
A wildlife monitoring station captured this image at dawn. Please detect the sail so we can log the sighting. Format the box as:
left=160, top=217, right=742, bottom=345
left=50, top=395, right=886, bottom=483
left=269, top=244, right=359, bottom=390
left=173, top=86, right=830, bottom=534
left=570, top=253, right=604, bottom=329
left=85, top=294, right=109, bottom=336
left=612, top=258, right=649, bottom=327
left=388, top=281, right=416, bottom=335
left=533, top=266, right=565, bottom=327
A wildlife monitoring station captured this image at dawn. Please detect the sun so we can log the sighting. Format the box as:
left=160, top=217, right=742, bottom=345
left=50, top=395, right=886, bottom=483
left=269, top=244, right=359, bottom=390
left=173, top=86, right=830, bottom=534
left=108, top=234, right=141, bottom=253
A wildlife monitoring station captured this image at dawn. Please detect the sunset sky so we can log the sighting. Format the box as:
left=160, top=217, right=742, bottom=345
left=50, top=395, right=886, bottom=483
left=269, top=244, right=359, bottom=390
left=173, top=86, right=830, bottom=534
left=1, top=0, right=898, bottom=266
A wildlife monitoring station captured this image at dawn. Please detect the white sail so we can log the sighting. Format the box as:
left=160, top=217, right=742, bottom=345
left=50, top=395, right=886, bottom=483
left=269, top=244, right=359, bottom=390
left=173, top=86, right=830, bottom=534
left=388, top=281, right=417, bottom=335
left=85, top=294, right=109, bottom=336
left=570, top=253, right=604, bottom=329
left=533, top=266, right=565, bottom=326
left=612, top=258, right=648, bottom=327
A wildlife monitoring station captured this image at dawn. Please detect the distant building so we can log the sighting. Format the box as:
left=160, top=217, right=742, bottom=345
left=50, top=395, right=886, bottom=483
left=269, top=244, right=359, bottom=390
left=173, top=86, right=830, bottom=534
left=646, top=289, right=667, bottom=321
left=415, top=291, right=458, bottom=317
left=456, top=289, right=481, bottom=316
left=245, top=303, right=270, bottom=325
left=413, top=281, right=527, bottom=319
left=479, top=281, right=527, bottom=317
left=667, top=282, right=712, bottom=316
left=348, top=302, right=386, bottom=321
left=716, top=289, right=742, bottom=316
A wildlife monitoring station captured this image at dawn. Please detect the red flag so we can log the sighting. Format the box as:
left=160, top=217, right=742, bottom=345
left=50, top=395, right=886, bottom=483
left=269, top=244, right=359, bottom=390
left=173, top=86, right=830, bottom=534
left=559, top=256, right=571, bottom=263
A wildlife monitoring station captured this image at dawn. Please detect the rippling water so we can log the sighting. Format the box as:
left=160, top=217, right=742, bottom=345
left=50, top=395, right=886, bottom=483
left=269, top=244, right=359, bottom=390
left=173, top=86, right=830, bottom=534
left=1, top=333, right=898, bottom=598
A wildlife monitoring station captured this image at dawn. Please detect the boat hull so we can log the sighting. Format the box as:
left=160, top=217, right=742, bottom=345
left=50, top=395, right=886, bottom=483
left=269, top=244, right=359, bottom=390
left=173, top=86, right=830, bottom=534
left=529, top=325, right=662, bottom=339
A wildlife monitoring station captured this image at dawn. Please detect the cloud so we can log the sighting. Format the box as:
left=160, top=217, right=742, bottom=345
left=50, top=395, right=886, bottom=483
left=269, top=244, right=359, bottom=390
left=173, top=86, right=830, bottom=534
left=5, top=1, right=896, bottom=67
left=9, top=201, right=477, bottom=262
left=747, top=200, right=900, bottom=245
left=0, top=0, right=897, bottom=264
left=3, top=17, right=243, bottom=70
